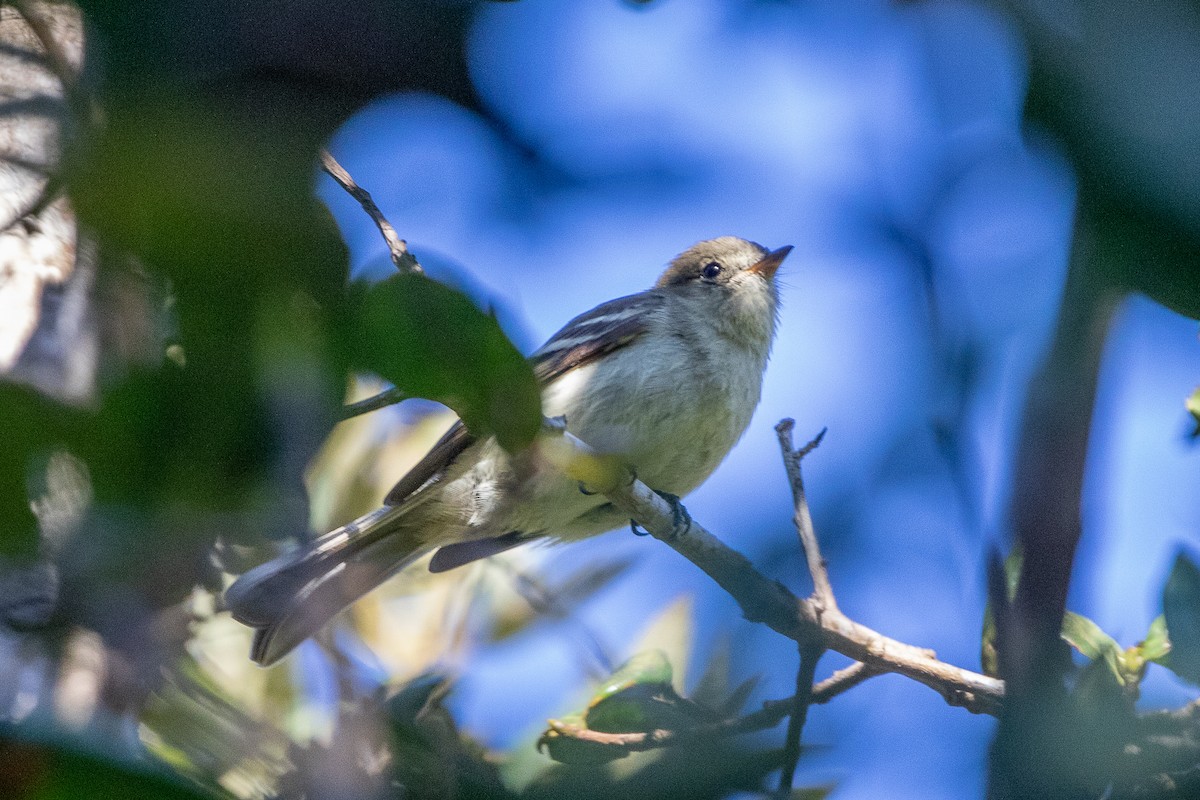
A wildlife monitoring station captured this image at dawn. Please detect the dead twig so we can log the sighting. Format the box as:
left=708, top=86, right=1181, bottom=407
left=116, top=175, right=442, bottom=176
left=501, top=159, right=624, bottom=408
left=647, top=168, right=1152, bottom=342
left=319, top=149, right=422, bottom=275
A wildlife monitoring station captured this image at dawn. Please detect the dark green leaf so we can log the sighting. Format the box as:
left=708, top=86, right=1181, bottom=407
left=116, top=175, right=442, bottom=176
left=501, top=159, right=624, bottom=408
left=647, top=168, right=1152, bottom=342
left=1162, top=551, right=1200, bottom=685
left=352, top=274, right=540, bottom=452
left=0, top=728, right=210, bottom=800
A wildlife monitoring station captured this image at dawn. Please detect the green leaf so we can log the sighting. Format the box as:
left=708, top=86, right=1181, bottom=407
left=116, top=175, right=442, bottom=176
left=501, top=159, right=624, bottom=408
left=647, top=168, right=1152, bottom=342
left=0, top=726, right=210, bottom=800
left=1063, top=612, right=1138, bottom=688
left=1061, top=613, right=1122, bottom=666
left=352, top=274, right=540, bottom=452
left=1140, top=614, right=1172, bottom=664
left=1162, top=551, right=1200, bottom=685
left=590, top=650, right=674, bottom=706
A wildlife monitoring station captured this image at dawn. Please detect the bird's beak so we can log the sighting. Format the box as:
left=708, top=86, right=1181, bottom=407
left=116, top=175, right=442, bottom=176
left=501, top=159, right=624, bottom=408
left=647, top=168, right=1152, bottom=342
left=748, top=245, right=793, bottom=279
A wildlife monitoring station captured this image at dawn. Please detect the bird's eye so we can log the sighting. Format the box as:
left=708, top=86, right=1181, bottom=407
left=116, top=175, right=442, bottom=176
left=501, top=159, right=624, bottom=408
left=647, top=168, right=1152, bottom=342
left=701, top=262, right=722, bottom=280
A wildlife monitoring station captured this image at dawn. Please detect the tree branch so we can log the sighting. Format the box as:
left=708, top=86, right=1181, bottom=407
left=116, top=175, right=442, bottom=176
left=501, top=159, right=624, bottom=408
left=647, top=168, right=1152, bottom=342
left=338, top=386, right=407, bottom=421
left=775, top=420, right=835, bottom=611
left=540, top=419, right=1005, bottom=716
left=319, top=149, right=422, bottom=275
left=776, top=644, right=822, bottom=797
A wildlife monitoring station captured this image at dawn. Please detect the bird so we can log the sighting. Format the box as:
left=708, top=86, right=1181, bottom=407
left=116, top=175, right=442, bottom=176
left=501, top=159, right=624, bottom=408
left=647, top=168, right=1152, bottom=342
left=226, top=236, right=791, bottom=665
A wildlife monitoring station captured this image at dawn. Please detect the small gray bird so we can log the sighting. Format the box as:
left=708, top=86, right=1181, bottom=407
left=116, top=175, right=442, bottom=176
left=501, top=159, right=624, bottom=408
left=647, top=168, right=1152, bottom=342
left=226, top=236, right=790, bottom=665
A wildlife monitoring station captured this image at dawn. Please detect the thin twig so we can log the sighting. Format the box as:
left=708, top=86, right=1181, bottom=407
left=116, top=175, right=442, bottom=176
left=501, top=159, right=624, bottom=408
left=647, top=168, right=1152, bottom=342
left=319, top=149, right=422, bottom=275
left=545, top=694, right=797, bottom=752
left=543, top=663, right=884, bottom=757
left=339, top=387, right=407, bottom=421
left=541, top=421, right=1005, bottom=716
left=776, top=644, right=822, bottom=797
left=811, top=661, right=879, bottom=703
left=775, top=420, right=835, bottom=611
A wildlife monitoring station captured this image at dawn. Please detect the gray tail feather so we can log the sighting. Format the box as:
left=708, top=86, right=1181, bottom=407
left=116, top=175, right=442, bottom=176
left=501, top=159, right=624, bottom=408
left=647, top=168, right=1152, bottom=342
left=225, top=506, right=427, bottom=666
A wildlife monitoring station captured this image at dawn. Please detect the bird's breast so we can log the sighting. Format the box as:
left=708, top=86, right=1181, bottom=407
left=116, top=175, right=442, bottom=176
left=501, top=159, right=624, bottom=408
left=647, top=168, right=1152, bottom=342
left=541, top=333, right=766, bottom=497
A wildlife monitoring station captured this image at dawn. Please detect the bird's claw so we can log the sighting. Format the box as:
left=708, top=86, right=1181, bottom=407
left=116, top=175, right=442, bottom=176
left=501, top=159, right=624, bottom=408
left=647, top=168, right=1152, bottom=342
left=629, top=491, right=691, bottom=539
left=656, top=491, right=691, bottom=538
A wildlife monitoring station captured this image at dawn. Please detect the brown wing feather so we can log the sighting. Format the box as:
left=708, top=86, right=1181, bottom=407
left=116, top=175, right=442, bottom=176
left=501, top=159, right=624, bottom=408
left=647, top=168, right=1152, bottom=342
left=383, top=291, right=660, bottom=507
left=531, top=291, right=660, bottom=383
left=384, top=421, right=475, bottom=505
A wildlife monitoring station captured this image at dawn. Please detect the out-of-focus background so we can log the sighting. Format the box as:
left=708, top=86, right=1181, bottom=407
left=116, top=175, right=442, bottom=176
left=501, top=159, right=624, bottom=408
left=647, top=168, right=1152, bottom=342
left=1, top=1, right=1198, bottom=798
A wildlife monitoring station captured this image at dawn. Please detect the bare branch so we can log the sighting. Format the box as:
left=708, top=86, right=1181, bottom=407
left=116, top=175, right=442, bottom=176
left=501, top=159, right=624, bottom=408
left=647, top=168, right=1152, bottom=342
left=319, top=149, right=422, bottom=275
left=775, top=419, right=835, bottom=612
left=339, top=386, right=407, bottom=421
left=541, top=420, right=1005, bottom=716
left=811, top=661, right=879, bottom=703
left=776, top=645, right=822, bottom=797
left=543, top=664, right=882, bottom=758
left=544, top=693, right=800, bottom=753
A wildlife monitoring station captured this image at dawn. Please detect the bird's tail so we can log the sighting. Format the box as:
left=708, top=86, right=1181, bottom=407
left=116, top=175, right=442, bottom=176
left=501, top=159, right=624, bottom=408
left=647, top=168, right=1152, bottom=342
left=225, top=506, right=428, bottom=666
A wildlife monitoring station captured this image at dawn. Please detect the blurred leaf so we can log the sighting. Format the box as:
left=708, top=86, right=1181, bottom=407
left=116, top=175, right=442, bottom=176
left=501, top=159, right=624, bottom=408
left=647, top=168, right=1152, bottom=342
left=626, top=595, right=694, bottom=693
left=589, top=650, right=673, bottom=706
left=526, top=741, right=784, bottom=800
left=554, top=556, right=637, bottom=608
left=689, top=635, right=731, bottom=711
left=352, top=273, right=540, bottom=452
left=0, top=384, right=76, bottom=558
left=140, top=658, right=291, bottom=793
left=0, top=728, right=210, bottom=800
left=1062, top=612, right=1125, bottom=685
left=1162, top=551, right=1200, bottom=685
left=1188, top=386, right=1200, bottom=439
left=687, top=635, right=761, bottom=717
left=586, top=651, right=705, bottom=734
left=385, top=673, right=514, bottom=800
left=720, top=675, right=761, bottom=718
left=1140, top=614, right=1172, bottom=664
left=587, top=683, right=700, bottom=736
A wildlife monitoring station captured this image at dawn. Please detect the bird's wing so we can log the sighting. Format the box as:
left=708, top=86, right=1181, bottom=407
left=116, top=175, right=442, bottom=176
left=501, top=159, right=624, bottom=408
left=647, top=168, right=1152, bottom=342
left=383, top=290, right=662, bottom=507
left=530, top=290, right=662, bottom=384
left=384, top=421, right=475, bottom=505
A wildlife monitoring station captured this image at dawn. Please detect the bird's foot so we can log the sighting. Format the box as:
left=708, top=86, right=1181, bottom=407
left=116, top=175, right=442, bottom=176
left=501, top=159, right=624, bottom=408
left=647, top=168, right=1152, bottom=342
left=630, top=491, right=691, bottom=539
left=656, top=491, right=691, bottom=538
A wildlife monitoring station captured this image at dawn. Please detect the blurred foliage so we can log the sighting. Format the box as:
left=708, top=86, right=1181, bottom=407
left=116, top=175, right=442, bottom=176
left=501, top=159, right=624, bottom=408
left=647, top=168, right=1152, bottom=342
left=0, top=727, right=211, bottom=800
left=1162, top=551, right=1200, bottom=686
left=353, top=274, right=540, bottom=452
left=1009, top=0, right=1200, bottom=322
left=1, top=0, right=1198, bottom=798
